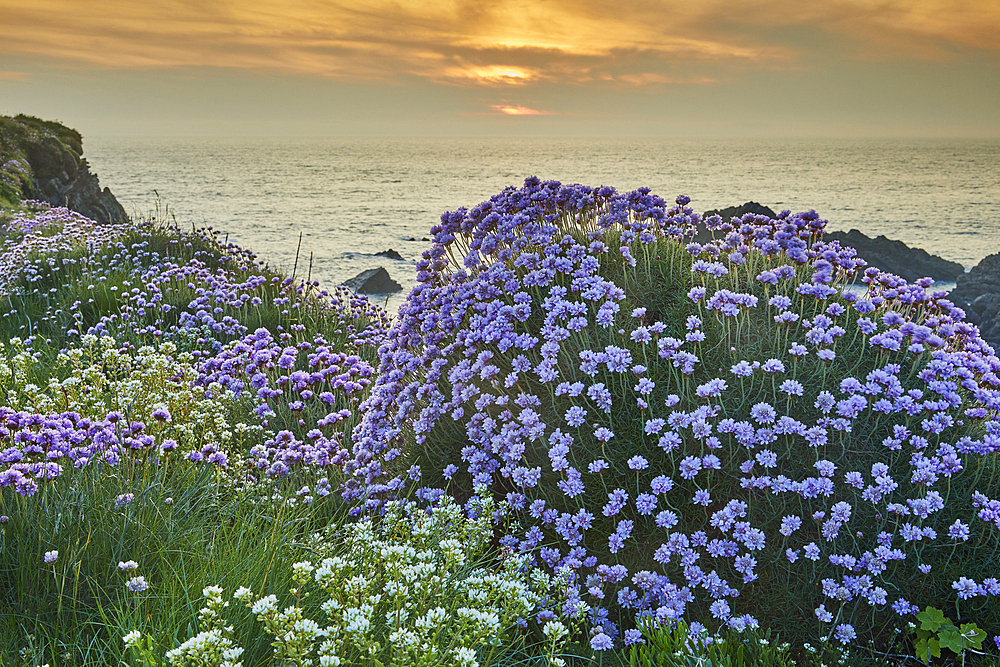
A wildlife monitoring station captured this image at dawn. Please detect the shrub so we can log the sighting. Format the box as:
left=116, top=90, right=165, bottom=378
left=346, top=178, right=1000, bottom=653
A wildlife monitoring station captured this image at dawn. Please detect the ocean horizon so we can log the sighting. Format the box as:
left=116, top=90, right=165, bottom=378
left=85, top=136, right=1000, bottom=314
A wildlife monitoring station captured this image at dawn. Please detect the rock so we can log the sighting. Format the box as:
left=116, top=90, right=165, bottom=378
left=375, top=249, right=404, bottom=260
left=822, top=229, right=965, bottom=284
left=702, top=201, right=778, bottom=222
left=696, top=202, right=777, bottom=244
left=0, top=114, right=128, bottom=224
left=343, top=267, right=401, bottom=294
left=949, top=252, right=1000, bottom=352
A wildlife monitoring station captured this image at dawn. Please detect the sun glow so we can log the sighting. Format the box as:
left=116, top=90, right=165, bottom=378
left=489, top=104, right=556, bottom=115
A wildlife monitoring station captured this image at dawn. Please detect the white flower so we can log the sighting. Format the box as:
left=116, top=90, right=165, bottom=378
left=543, top=621, right=569, bottom=640
left=342, top=606, right=372, bottom=635
left=233, top=586, right=253, bottom=601
left=202, top=585, right=224, bottom=600
left=43, top=550, right=58, bottom=563
left=250, top=594, right=278, bottom=615
left=453, top=646, right=479, bottom=667
left=118, top=560, right=139, bottom=572
left=388, top=628, right=419, bottom=649
left=292, top=618, right=325, bottom=640
left=122, top=630, right=142, bottom=647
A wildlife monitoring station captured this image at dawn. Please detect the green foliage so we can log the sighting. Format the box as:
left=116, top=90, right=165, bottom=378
left=912, top=606, right=987, bottom=665
left=1, top=114, right=86, bottom=209
left=0, top=446, right=346, bottom=666
left=628, top=619, right=795, bottom=667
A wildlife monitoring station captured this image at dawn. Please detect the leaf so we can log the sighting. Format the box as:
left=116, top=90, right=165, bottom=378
left=913, top=636, right=942, bottom=664
left=917, top=606, right=949, bottom=632
left=938, top=626, right=965, bottom=655
left=960, top=623, right=987, bottom=650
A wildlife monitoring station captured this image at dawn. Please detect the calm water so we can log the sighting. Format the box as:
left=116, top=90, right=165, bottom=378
left=85, top=137, right=1000, bottom=314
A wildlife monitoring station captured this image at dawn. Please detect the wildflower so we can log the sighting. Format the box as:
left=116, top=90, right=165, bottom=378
left=627, top=456, right=648, bottom=471
left=948, top=520, right=971, bottom=541
left=122, top=630, right=142, bottom=647
left=590, top=632, right=614, bottom=651
left=953, top=577, right=980, bottom=599
left=118, top=560, right=139, bottom=571
left=779, top=379, right=804, bottom=396
left=779, top=515, right=802, bottom=536
left=44, top=550, right=58, bottom=563
left=834, top=624, right=856, bottom=644
left=710, top=600, right=731, bottom=619
left=126, top=576, right=150, bottom=592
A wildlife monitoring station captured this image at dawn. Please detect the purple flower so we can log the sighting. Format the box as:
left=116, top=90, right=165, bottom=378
left=594, top=426, right=614, bottom=442
left=750, top=403, right=776, bottom=425
left=779, top=379, right=804, bottom=396
left=953, top=577, right=980, bottom=599
left=591, top=633, right=614, bottom=651
left=636, top=493, right=657, bottom=515
left=779, top=515, right=802, bottom=536
left=834, top=624, right=856, bottom=645
left=126, top=576, right=150, bottom=592
left=948, top=520, right=971, bottom=541
left=650, top=475, right=674, bottom=494
left=655, top=510, right=678, bottom=529
left=588, top=459, right=609, bottom=473
left=710, top=600, right=731, bottom=619
left=44, top=550, right=58, bottom=563
left=687, top=286, right=706, bottom=303
left=627, top=455, right=648, bottom=471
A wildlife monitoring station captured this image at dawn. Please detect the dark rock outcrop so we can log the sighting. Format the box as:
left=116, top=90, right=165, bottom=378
left=0, top=114, right=127, bottom=224
left=702, top=201, right=777, bottom=222
left=949, top=252, right=1000, bottom=352
left=343, top=267, right=401, bottom=294
left=822, top=229, right=964, bottom=285
left=696, top=202, right=777, bottom=245
left=375, top=249, right=404, bottom=260
left=700, top=202, right=963, bottom=285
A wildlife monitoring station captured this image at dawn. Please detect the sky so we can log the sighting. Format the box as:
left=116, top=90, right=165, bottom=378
left=1, top=0, right=998, bottom=137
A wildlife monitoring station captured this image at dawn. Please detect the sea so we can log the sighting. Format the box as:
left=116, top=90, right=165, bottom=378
left=84, top=137, right=1000, bottom=315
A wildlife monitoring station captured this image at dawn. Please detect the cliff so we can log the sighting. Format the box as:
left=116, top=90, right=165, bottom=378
left=0, top=114, right=127, bottom=224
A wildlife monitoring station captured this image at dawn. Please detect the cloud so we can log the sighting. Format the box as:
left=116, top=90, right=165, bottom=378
left=488, top=104, right=558, bottom=115
left=0, top=0, right=996, bottom=89
left=0, top=71, right=29, bottom=81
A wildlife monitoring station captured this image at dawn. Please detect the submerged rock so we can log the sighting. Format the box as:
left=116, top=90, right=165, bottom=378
left=375, top=249, right=404, bottom=260
left=343, top=267, right=402, bottom=294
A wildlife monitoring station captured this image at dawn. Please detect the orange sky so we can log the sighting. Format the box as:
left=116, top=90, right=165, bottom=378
left=1, top=0, right=998, bottom=135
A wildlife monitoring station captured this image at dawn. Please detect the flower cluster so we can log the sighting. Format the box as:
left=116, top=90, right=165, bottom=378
left=164, top=585, right=243, bottom=667
left=1, top=201, right=389, bottom=355
left=346, top=178, right=1000, bottom=649
left=195, top=326, right=376, bottom=478
left=0, top=201, right=130, bottom=294
left=191, top=494, right=573, bottom=667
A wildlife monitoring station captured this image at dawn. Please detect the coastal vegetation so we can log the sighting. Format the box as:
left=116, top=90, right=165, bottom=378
left=0, top=167, right=998, bottom=666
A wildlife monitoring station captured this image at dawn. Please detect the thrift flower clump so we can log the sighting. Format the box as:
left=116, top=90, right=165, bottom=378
left=347, top=177, right=1000, bottom=650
